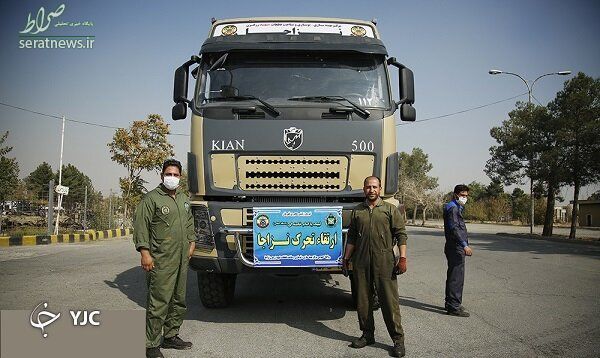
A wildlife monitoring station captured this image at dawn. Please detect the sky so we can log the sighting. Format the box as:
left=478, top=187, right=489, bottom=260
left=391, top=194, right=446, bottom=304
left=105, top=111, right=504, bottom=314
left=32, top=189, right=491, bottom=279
left=1, top=0, right=599, bottom=201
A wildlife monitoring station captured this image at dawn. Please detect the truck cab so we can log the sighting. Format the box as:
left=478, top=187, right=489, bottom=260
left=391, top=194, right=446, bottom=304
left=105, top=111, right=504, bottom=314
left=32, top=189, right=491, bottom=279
left=172, top=17, right=415, bottom=307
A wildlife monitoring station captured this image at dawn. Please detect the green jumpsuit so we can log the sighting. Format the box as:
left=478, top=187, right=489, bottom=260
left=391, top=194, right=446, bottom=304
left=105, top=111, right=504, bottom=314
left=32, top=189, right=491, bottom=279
left=133, top=185, right=195, bottom=348
left=347, top=199, right=408, bottom=343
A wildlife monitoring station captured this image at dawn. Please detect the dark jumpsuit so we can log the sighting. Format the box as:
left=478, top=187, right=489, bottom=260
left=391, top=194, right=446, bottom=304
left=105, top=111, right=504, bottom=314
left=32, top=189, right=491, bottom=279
left=133, top=185, right=195, bottom=348
left=443, top=200, right=468, bottom=310
left=347, top=199, right=408, bottom=342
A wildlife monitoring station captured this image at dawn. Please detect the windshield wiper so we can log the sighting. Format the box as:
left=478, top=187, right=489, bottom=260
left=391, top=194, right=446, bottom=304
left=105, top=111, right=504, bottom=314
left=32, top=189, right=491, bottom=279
left=211, top=95, right=280, bottom=117
left=287, top=95, right=370, bottom=118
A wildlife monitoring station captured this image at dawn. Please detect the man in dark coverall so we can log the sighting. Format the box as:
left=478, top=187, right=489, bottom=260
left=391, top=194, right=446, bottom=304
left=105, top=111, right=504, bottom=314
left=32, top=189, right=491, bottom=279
left=443, top=184, right=472, bottom=317
left=133, top=159, right=196, bottom=358
left=342, top=176, right=408, bottom=357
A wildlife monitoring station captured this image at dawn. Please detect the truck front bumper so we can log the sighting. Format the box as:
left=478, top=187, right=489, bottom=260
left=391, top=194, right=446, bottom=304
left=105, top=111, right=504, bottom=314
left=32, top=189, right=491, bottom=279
left=189, top=227, right=348, bottom=275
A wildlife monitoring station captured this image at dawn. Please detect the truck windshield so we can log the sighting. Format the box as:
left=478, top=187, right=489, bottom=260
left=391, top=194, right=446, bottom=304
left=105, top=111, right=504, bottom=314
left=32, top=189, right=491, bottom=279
left=197, top=52, right=391, bottom=109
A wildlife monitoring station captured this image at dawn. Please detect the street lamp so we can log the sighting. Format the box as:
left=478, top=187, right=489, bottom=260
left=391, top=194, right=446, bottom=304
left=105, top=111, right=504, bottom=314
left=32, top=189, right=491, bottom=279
left=489, top=69, right=571, bottom=234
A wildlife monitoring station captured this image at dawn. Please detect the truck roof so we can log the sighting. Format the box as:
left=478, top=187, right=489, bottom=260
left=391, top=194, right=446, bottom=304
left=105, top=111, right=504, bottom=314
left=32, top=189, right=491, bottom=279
left=209, top=17, right=381, bottom=39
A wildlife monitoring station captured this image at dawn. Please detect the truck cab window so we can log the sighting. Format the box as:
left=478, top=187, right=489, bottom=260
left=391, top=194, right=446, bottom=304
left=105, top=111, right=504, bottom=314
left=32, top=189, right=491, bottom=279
left=197, top=52, right=391, bottom=109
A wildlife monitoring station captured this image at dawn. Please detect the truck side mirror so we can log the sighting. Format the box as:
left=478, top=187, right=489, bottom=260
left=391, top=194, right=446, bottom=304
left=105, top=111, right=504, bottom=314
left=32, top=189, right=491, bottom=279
left=400, top=103, right=416, bottom=122
left=399, top=68, right=415, bottom=105
left=387, top=57, right=416, bottom=121
left=172, top=55, right=200, bottom=120
left=173, top=65, right=189, bottom=104
left=172, top=102, right=188, bottom=120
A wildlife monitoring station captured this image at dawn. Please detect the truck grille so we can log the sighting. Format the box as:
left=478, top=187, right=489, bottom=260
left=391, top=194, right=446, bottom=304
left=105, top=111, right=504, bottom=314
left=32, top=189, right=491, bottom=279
left=240, top=234, right=253, bottom=261
left=237, top=156, right=348, bottom=192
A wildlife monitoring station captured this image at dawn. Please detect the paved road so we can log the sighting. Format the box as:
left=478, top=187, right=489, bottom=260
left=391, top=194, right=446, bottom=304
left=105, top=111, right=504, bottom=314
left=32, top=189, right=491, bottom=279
left=411, top=220, right=600, bottom=239
left=1, top=225, right=598, bottom=357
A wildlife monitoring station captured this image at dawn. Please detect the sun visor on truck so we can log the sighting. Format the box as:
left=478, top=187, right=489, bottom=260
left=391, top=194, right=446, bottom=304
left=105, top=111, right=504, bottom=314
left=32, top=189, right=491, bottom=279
left=200, top=33, right=388, bottom=55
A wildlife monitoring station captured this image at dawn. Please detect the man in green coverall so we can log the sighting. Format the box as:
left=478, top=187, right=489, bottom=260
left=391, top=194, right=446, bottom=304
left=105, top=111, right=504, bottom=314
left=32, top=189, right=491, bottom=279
left=343, top=176, right=408, bottom=357
left=133, top=159, right=196, bottom=358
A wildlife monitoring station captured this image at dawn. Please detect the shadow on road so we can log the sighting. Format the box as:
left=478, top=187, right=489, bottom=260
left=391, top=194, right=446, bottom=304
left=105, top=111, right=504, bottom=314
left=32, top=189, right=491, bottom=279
left=105, top=269, right=379, bottom=347
left=399, top=296, right=447, bottom=315
left=189, top=273, right=359, bottom=340
left=106, top=267, right=435, bottom=353
left=104, top=266, right=146, bottom=308
left=408, top=228, right=600, bottom=258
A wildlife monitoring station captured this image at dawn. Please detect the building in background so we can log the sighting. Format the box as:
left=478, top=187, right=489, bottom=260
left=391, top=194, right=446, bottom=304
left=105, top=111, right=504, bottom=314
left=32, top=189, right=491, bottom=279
left=572, top=200, right=600, bottom=227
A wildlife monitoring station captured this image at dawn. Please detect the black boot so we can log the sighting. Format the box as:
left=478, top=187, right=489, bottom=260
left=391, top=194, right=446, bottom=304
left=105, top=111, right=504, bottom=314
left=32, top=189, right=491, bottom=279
left=161, top=335, right=193, bottom=350
left=446, top=307, right=470, bottom=317
left=146, top=347, right=164, bottom=358
left=350, top=334, right=375, bottom=348
left=391, top=341, right=406, bottom=357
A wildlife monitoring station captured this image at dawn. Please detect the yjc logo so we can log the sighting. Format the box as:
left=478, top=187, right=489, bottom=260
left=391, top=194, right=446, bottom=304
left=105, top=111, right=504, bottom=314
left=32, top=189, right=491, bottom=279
left=70, top=310, right=100, bottom=326
left=30, top=302, right=101, bottom=338
left=30, top=302, right=61, bottom=338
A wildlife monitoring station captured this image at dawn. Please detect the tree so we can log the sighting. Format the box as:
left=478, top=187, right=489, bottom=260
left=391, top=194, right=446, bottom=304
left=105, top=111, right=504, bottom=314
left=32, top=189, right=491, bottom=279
left=486, top=102, right=561, bottom=235
left=179, top=169, right=189, bottom=194
left=462, top=181, right=487, bottom=222
left=108, top=114, right=174, bottom=222
left=421, top=190, right=444, bottom=226
left=56, top=164, right=94, bottom=213
left=25, top=162, right=55, bottom=200
left=396, top=148, right=438, bottom=223
left=0, top=131, right=19, bottom=204
left=548, top=73, right=600, bottom=239
left=485, top=196, right=511, bottom=222
left=589, top=190, right=600, bottom=200
left=511, top=188, right=529, bottom=224
left=466, top=181, right=486, bottom=202
left=463, top=199, right=486, bottom=222
left=485, top=180, right=504, bottom=199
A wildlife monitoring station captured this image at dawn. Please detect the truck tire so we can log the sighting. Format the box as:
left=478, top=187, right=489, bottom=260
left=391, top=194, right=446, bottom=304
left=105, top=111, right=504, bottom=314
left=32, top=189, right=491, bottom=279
left=197, top=272, right=236, bottom=308
left=348, top=273, right=357, bottom=309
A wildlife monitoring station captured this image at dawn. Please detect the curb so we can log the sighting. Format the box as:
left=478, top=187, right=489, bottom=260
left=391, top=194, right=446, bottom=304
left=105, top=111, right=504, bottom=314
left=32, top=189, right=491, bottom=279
left=0, top=228, right=133, bottom=247
left=496, top=232, right=600, bottom=246
left=406, top=224, right=444, bottom=229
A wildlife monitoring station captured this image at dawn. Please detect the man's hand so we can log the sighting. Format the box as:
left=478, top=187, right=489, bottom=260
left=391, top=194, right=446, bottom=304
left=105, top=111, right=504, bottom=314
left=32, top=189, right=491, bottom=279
left=341, top=258, right=350, bottom=277
left=140, top=249, right=154, bottom=271
left=464, top=246, right=473, bottom=256
left=394, top=257, right=407, bottom=275
left=188, top=242, right=196, bottom=259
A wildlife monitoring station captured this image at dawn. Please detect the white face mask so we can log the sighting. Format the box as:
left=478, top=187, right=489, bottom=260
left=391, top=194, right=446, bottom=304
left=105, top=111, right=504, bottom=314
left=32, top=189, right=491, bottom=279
left=458, top=196, right=468, bottom=205
left=163, top=176, right=180, bottom=190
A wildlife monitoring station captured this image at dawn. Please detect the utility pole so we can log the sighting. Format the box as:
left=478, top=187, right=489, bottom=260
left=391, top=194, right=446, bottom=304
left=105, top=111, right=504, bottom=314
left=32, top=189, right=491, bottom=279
left=83, top=185, right=88, bottom=231
left=48, top=179, right=55, bottom=235
left=54, top=116, right=66, bottom=235
left=109, top=189, right=113, bottom=229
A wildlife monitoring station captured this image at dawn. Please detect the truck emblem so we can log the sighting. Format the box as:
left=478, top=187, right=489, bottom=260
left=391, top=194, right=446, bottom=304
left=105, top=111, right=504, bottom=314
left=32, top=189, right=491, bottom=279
left=326, top=214, right=337, bottom=227
left=283, top=127, right=303, bottom=151
left=256, top=214, right=270, bottom=228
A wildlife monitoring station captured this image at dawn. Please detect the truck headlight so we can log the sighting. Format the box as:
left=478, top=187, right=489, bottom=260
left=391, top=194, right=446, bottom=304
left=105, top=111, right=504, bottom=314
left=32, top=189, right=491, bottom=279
left=193, top=204, right=214, bottom=249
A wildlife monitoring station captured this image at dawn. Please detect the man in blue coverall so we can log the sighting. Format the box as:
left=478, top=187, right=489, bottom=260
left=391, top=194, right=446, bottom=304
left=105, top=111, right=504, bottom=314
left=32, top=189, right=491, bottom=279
left=443, top=184, right=472, bottom=317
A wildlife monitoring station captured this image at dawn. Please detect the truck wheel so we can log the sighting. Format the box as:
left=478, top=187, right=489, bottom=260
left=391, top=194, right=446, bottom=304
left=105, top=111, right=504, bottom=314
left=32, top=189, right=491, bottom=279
left=348, top=273, right=357, bottom=309
left=197, top=272, right=236, bottom=308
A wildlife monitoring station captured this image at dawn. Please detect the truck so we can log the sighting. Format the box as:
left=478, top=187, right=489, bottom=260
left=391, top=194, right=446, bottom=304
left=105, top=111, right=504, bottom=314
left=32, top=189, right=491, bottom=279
left=171, top=17, right=416, bottom=308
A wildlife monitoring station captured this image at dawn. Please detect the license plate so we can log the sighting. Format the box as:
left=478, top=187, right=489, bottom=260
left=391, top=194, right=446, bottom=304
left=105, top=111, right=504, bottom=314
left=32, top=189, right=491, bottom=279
left=252, top=206, right=343, bottom=268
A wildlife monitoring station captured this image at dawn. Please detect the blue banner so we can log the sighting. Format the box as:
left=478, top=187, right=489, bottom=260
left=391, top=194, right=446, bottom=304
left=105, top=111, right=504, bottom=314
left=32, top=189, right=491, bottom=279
left=253, top=207, right=343, bottom=267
